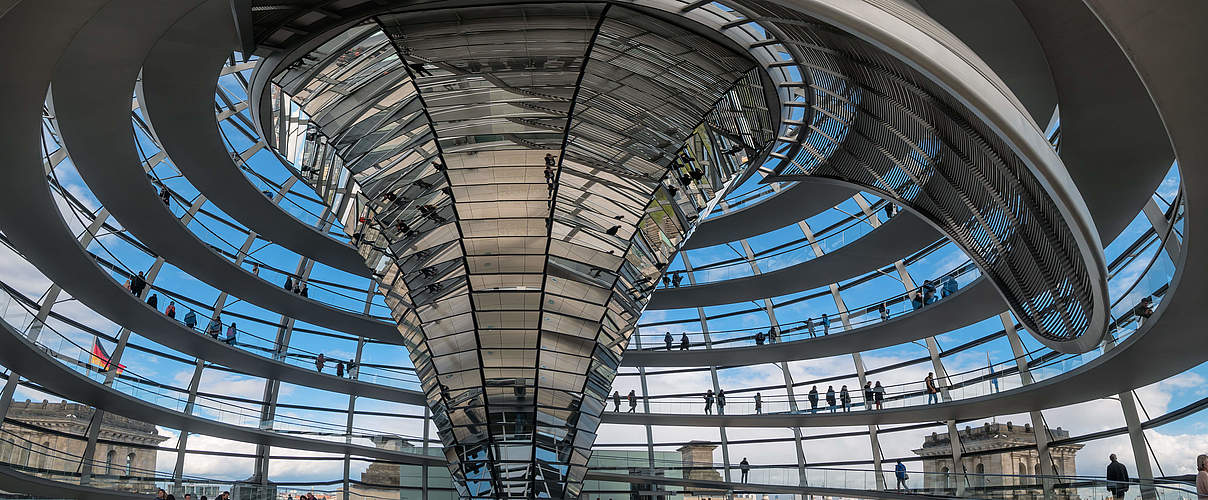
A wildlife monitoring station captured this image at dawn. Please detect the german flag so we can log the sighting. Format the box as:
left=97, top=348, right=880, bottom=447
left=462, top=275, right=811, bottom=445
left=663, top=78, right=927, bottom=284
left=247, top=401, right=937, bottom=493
left=89, top=340, right=125, bottom=375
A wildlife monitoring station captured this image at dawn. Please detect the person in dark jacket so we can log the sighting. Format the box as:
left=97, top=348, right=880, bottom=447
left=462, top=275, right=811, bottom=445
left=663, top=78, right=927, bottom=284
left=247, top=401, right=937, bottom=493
left=336, top=361, right=344, bottom=377
left=184, top=309, right=197, bottom=330
left=922, top=280, right=937, bottom=305
left=627, top=390, right=637, bottom=413
left=754, top=392, right=762, bottom=414
left=1106, top=454, right=1129, bottom=498
left=680, top=333, right=689, bottom=350
left=864, top=382, right=875, bottom=410
left=664, top=331, right=673, bottom=351
left=703, top=389, right=714, bottom=415
left=130, top=271, right=147, bottom=296
left=825, top=386, right=837, bottom=413
left=612, top=390, right=622, bottom=412
left=715, top=389, right=726, bottom=414
left=739, top=457, right=750, bottom=483
left=146, top=293, right=158, bottom=309
left=315, top=353, right=326, bottom=373
left=283, top=276, right=294, bottom=291
left=754, top=330, right=765, bottom=345
left=808, top=386, right=819, bottom=413
left=839, top=385, right=851, bottom=411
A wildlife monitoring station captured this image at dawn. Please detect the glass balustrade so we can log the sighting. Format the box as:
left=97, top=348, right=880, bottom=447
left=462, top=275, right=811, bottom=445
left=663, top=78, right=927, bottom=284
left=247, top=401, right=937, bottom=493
left=660, top=207, right=886, bottom=286
left=634, top=260, right=982, bottom=350
left=0, top=286, right=427, bottom=446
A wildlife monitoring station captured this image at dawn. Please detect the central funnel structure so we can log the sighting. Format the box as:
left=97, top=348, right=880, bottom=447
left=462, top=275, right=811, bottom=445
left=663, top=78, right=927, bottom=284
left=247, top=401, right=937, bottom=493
left=266, top=4, right=774, bottom=497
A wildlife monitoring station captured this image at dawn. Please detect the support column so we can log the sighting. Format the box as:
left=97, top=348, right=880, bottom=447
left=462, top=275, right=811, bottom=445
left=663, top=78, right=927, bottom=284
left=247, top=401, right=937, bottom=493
left=798, top=204, right=887, bottom=491
left=172, top=357, right=206, bottom=489
left=342, top=284, right=372, bottom=498
left=81, top=257, right=167, bottom=484
left=341, top=336, right=365, bottom=498
left=683, top=254, right=730, bottom=481
left=1001, top=312, right=1056, bottom=499
left=873, top=197, right=969, bottom=496
left=1104, top=337, right=1156, bottom=499
left=632, top=333, right=656, bottom=473
left=1101, top=197, right=1173, bottom=500
left=1118, top=392, right=1156, bottom=498
left=248, top=179, right=323, bottom=484
left=175, top=220, right=247, bottom=487
left=0, top=208, right=111, bottom=477
left=851, top=352, right=886, bottom=491
left=778, top=363, right=809, bottom=486
left=738, top=238, right=810, bottom=486
left=1142, top=198, right=1181, bottom=259
left=421, top=406, right=431, bottom=499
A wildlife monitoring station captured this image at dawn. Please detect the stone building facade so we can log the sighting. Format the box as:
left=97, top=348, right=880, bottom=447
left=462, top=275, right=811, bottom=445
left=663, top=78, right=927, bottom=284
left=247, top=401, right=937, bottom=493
left=914, top=422, right=1082, bottom=498
left=0, top=399, right=167, bottom=493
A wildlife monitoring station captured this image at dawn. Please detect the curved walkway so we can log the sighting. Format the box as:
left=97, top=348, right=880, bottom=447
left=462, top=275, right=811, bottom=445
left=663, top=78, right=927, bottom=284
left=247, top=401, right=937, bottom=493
left=648, top=211, right=937, bottom=310
left=602, top=250, right=1194, bottom=429
left=0, top=0, right=413, bottom=409
left=49, top=0, right=397, bottom=343
left=0, top=465, right=140, bottom=500
left=619, top=0, right=1208, bottom=433
left=139, top=0, right=370, bottom=278
left=914, top=0, right=1056, bottom=128
left=0, top=315, right=440, bottom=466
left=1014, top=0, right=1173, bottom=240
left=683, top=181, right=855, bottom=250
left=0, top=279, right=422, bottom=404
left=584, top=472, right=929, bottom=499
left=623, top=277, right=1001, bottom=367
